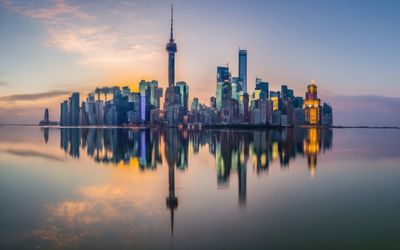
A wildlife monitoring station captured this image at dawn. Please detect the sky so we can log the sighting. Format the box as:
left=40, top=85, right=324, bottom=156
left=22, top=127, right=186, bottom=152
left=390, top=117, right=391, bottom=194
left=0, top=0, right=399, bottom=126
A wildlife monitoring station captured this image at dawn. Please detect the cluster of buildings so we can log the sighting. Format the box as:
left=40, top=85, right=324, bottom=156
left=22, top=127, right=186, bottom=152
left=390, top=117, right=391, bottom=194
left=58, top=5, right=333, bottom=127
left=203, top=61, right=333, bottom=126
left=60, top=81, right=164, bottom=126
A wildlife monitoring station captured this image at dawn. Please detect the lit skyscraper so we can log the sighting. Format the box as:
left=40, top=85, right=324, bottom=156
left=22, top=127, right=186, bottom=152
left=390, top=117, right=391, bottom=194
left=239, top=49, right=247, bottom=93
left=217, top=66, right=230, bottom=83
left=176, top=81, right=189, bottom=114
left=139, top=80, right=151, bottom=122
left=255, top=79, right=269, bottom=100
left=216, top=66, right=230, bottom=110
left=303, top=81, right=321, bottom=125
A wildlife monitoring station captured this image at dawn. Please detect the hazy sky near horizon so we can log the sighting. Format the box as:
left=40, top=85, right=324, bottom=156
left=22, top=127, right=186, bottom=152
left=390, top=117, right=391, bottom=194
left=0, top=0, right=400, bottom=125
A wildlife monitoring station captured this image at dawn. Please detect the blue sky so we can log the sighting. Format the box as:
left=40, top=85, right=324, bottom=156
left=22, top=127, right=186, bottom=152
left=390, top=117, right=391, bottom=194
left=0, top=0, right=399, bottom=125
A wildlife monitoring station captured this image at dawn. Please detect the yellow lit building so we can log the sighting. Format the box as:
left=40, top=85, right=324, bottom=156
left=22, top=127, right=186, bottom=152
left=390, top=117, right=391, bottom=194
left=271, top=96, right=279, bottom=111
left=303, top=81, right=321, bottom=125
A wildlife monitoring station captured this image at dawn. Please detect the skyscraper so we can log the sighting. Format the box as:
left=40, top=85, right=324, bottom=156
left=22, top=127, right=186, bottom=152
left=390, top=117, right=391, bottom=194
left=60, top=100, right=68, bottom=126
left=303, top=81, right=321, bottom=125
left=239, top=49, right=247, bottom=93
left=176, top=81, right=189, bottom=114
left=242, top=92, right=250, bottom=122
left=191, top=97, right=199, bottom=111
left=70, top=92, right=80, bottom=126
left=216, top=66, right=230, bottom=110
left=43, top=108, right=49, bottom=123
left=255, top=79, right=269, bottom=100
left=139, top=80, right=151, bottom=123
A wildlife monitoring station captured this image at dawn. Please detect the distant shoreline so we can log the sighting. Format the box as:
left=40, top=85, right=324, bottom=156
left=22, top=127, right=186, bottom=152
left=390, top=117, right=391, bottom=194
left=0, top=124, right=399, bottom=129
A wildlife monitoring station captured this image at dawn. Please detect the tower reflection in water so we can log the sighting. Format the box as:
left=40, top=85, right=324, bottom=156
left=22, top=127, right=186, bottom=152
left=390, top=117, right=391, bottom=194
left=56, top=127, right=332, bottom=233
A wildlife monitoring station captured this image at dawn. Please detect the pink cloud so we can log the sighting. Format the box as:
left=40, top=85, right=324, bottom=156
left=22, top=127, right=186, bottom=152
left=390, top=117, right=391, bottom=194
left=1, top=0, right=94, bottom=23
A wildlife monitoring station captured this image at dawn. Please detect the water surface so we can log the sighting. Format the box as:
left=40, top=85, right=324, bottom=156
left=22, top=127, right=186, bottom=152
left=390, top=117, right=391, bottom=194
left=0, top=127, right=399, bottom=249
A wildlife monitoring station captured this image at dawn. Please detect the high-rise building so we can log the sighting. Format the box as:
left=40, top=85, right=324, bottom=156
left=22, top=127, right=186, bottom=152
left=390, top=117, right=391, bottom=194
left=70, top=92, right=80, bottom=126
left=217, top=66, right=230, bottom=82
left=191, top=97, right=199, bottom=111
left=239, top=49, right=247, bottom=93
left=321, top=103, right=333, bottom=126
left=255, top=79, right=269, bottom=100
left=216, top=66, right=230, bottom=111
left=122, top=86, right=131, bottom=96
left=139, top=80, right=163, bottom=123
left=44, top=108, right=49, bottom=123
left=85, top=92, right=97, bottom=125
left=39, top=108, right=57, bottom=126
left=303, top=81, right=321, bottom=125
left=221, top=81, right=233, bottom=123
left=231, top=77, right=241, bottom=102
left=176, top=81, right=189, bottom=114
left=80, top=101, right=89, bottom=125
left=210, top=96, right=216, bottom=109
left=146, top=80, right=161, bottom=108
left=60, top=100, right=68, bottom=126
left=139, top=80, right=151, bottom=123
left=128, top=92, right=141, bottom=124
left=270, top=91, right=280, bottom=111
left=95, top=100, right=104, bottom=125
left=242, top=92, right=250, bottom=123
left=281, top=85, right=294, bottom=101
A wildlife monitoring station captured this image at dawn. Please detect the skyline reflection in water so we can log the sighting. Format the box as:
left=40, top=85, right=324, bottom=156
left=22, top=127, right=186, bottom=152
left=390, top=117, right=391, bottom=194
left=56, top=127, right=332, bottom=238
left=2, top=126, right=400, bottom=249
left=57, top=127, right=332, bottom=176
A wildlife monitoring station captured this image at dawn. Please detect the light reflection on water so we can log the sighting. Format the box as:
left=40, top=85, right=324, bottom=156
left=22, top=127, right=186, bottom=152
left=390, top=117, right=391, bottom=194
left=0, top=127, right=399, bottom=249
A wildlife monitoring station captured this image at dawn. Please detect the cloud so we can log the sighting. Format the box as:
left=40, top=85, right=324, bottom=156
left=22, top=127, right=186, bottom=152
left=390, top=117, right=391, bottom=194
left=0, top=148, right=64, bottom=161
left=0, top=90, right=69, bottom=101
left=46, top=26, right=161, bottom=67
left=2, top=0, right=161, bottom=68
left=1, top=0, right=94, bottom=23
left=0, top=81, right=7, bottom=86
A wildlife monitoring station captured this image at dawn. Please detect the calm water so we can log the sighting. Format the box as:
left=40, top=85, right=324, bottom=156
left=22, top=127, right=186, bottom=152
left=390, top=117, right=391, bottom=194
left=0, top=126, right=399, bottom=249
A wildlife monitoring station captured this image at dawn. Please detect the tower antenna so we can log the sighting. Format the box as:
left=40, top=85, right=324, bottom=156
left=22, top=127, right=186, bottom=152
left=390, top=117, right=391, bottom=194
left=170, top=4, right=174, bottom=41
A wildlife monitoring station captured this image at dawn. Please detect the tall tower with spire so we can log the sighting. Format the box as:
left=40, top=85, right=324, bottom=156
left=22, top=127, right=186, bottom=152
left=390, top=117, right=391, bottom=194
left=165, top=130, right=179, bottom=235
left=164, top=4, right=182, bottom=126
left=166, top=4, right=177, bottom=87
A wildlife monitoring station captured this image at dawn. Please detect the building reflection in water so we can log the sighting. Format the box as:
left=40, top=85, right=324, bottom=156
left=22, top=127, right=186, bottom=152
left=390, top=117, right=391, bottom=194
left=41, top=127, right=49, bottom=144
left=164, top=129, right=179, bottom=235
left=54, top=127, right=332, bottom=233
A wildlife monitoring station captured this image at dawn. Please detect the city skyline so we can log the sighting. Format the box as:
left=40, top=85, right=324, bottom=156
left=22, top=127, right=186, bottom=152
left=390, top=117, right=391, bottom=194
left=55, top=6, right=333, bottom=129
left=1, top=0, right=400, bottom=126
